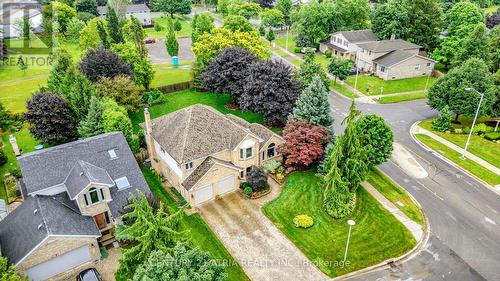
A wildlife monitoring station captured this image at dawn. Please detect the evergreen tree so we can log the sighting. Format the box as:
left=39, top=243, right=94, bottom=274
left=432, top=105, right=453, bottom=132
left=165, top=19, right=179, bottom=56
left=62, top=68, right=96, bottom=121
left=115, top=192, right=188, bottom=280
left=295, top=49, right=329, bottom=89
left=191, top=12, right=214, bottom=43
left=107, top=6, right=124, bottom=44
left=97, top=20, right=110, bottom=48
left=125, top=17, right=147, bottom=58
left=0, top=102, right=13, bottom=131
left=292, top=75, right=332, bottom=127
left=266, top=29, right=275, bottom=42
left=47, top=49, right=74, bottom=94
left=78, top=96, right=104, bottom=137
left=258, top=24, right=266, bottom=36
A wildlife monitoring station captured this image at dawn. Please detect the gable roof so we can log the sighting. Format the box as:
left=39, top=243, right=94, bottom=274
left=373, top=50, right=435, bottom=67
left=357, top=39, right=420, bottom=52
left=17, top=132, right=151, bottom=217
left=98, top=4, right=150, bottom=16
left=0, top=194, right=100, bottom=265
left=225, top=114, right=282, bottom=150
left=65, top=161, right=114, bottom=199
left=333, top=29, right=378, bottom=43
left=150, top=105, right=260, bottom=164
left=182, top=157, right=242, bottom=191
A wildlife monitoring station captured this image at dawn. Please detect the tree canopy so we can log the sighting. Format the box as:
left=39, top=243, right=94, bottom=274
left=191, top=12, right=214, bottom=43
left=296, top=49, right=329, bottom=89
left=153, top=0, right=191, bottom=17
left=79, top=48, right=133, bottom=83
left=356, top=114, right=394, bottom=167
left=292, top=75, right=333, bottom=127
left=223, top=15, right=254, bottom=32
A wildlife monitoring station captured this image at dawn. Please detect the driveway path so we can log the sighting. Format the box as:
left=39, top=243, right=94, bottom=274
left=198, top=181, right=329, bottom=281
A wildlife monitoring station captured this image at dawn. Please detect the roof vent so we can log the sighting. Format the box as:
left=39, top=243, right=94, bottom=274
left=108, top=149, right=118, bottom=159
left=79, top=172, right=84, bottom=176
left=115, top=177, right=131, bottom=191
left=33, top=209, right=38, bottom=214
left=37, top=223, right=43, bottom=230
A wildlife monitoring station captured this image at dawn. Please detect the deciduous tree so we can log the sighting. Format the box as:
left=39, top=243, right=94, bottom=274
left=371, top=0, right=410, bottom=40
left=153, top=0, right=191, bottom=18
left=260, top=8, right=285, bottom=28
left=356, top=114, right=394, bottom=167
left=292, top=75, right=332, bottom=127
left=328, top=57, right=353, bottom=84
left=223, top=15, right=254, bottom=32
left=123, top=16, right=148, bottom=58
left=75, top=0, right=98, bottom=16
left=275, top=0, right=292, bottom=25
left=334, top=0, right=370, bottom=31
left=79, top=17, right=108, bottom=49
left=101, top=98, right=134, bottom=143
left=0, top=256, right=26, bottom=281
left=112, top=42, right=155, bottom=89
left=191, top=12, right=214, bottom=43
left=42, top=1, right=77, bottom=34
left=228, top=2, right=261, bottom=19
left=278, top=119, right=330, bottom=167
left=291, top=1, right=335, bottom=45
left=97, top=20, right=110, bottom=48
left=296, top=49, right=329, bottom=89
left=96, top=75, right=142, bottom=111
left=25, top=92, right=78, bottom=145
left=454, top=23, right=490, bottom=67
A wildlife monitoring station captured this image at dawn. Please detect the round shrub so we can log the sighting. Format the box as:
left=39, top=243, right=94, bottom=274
left=324, top=50, right=332, bottom=58
left=293, top=47, right=302, bottom=54
left=293, top=214, right=314, bottom=228
left=243, top=186, right=253, bottom=196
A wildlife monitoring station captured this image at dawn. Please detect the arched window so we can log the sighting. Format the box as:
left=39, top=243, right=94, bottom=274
left=267, top=143, right=276, bottom=158
left=84, top=187, right=104, bottom=206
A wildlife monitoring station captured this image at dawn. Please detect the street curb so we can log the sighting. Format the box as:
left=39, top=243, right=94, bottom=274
left=409, top=121, right=499, bottom=195
left=335, top=176, right=430, bottom=280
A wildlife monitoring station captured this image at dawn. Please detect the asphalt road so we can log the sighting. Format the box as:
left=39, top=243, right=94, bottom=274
left=328, top=94, right=500, bottom=281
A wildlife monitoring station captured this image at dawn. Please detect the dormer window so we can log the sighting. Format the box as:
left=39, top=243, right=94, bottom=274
left=84, top=187, right=105, bottom=206
left=185, top=162, right=193, bottom=169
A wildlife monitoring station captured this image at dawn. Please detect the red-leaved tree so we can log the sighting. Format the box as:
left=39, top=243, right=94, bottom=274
left=278, top=119, right=330, bottom=168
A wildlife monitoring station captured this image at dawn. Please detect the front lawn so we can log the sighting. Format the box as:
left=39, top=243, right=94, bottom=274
left=419, top=119, right=500, bottom=169
left=262, top=170, right=416, bottom=277
left=274, top=32, right=297, bottom=51
left=345, top=75, right=436, bottom=95
left=141, top=168, right=250, bottom=281
left=366, top=170, right=424, bottom=225
left=330, top=81, right=357, bottom=99
left=416, top=134, right=500, bottom=186
left=130, top=89, right=265, bottom=130
left=144, top=16, right=192, bottom=38
left=376, top=92, right=428, bottom=104
left=150, top=66, right=192, bottom=88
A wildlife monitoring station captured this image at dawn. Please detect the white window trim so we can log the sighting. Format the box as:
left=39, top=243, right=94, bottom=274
left=185, top=162, right=194, bottom=170
left=84, top=187, right=105, bottom=206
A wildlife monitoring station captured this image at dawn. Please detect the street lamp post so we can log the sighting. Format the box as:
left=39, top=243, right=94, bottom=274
left=343, top=220, right=356, bottom=264
left=354, top=53, right=359, bottom=91
left=461, top=87, right=484, bottom=159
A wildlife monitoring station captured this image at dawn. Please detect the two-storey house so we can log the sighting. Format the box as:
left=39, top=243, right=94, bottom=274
left=0, top=132, right=151, bottom=281
left=319, top=29, right=378, bottom=60
left=144, top=104, right=284, bottom=207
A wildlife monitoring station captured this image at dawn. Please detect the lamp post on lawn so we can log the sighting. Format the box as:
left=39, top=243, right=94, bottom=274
left=461, top=87, right=484, bottom=160
left=343, top=220, right=356, bottom=264
left=354, top=52, right=359, bottom=91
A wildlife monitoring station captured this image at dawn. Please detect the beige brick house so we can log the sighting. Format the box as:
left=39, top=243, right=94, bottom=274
left=144, top=104, right=284, bottom=207
left=0, top=132, right=151, bottom=281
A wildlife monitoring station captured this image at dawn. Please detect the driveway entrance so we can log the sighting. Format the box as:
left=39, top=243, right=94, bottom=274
left=198, top=182, right=328, bottom=281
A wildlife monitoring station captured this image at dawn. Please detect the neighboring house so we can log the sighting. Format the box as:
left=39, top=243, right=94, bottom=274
left=143, top=104, right=284, bottom=207
left=98, top=4, right=151, bottom=26
left=319, top=29, right=378, bottom=60
left=320, top=30, right=435, bottom=80
left=0, top=1, right=42, bottom=39
left=0, top=132, right=151, bottom=281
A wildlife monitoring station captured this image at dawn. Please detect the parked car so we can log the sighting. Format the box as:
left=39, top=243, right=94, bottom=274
left=77, top=268, right=102, bottom=281
left=144, top=38, right=156, bottom=44
left=300, top=47, right=317, bottom=54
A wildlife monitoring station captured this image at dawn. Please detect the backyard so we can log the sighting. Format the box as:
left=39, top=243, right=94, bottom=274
left=144, top=15, right=192, bottom=38
left=345, top=75, right=436, bottom=95
left=262, top=170, right=416, bottom=277
left=141, top=168, right=249, bottom=280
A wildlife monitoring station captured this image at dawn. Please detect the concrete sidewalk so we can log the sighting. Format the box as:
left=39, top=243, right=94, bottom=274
left=362, top=182, right=423, bottom=241
left=414, top=125, right=500, bottom=175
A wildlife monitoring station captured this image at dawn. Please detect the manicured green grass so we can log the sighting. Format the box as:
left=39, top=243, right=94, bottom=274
left=0, top=126, right=40, bottom=201
left=366, top=170, right=424, bottom=225
left=315, top=53, right=330, bottom=70
left=376, top=92, right=428, bottom=104
left=0, top=76, right=47, bottom=113
left=345, top=75, right=436, bottom=95
left=274, top=32, right=297, bottom=51
left=129, top=89, right=264, bottom=130
left=0, top=67, right=50, bottom=83
left=416, top=134, right=500, bottom=186
left=144, top=16, right=192, bottom=38
left=329, top=81, right=357, bottom=99
left=420, top=119, right=500, bottom=169
left=141, top=168, right=250, bottom=281
left=150, top=66, right=192, bottom=88
left=263, top=170, right=416, bottom=277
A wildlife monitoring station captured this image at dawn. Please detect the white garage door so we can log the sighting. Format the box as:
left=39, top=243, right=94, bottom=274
left=218, top=175, right=236, bottom=194
left=26, top=245, right=91, bottom=281
left=194, top=184, right=214, bottom=205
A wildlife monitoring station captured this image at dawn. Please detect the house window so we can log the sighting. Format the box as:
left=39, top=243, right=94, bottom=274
left=427, top=62, right=431, bottom=68
left=185, top=162, right=193, bottom=169
left=85, top=187, right=101, bottom=205
left=415, top=64, right=420, bottom=70
left=267, top=143, right=276, bottom=158
left=246, top=167, right=252, bottom=174
left=332, top=37, right=336, bottom=43
left=239, top=147, right=253, bottom=159
left=240, top=171, right=245, bottom=179
left=369, top=51, right=372, bottom=56
left=380, top=66, right=386, bottom=73
left=104, top=212, right=111, bottom=224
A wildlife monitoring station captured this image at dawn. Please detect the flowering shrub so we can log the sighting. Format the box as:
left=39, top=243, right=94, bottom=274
left=293, top=214, right=314, bottom=228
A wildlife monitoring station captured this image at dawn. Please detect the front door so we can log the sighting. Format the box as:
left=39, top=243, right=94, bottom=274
left=94, top=213, right=107, bottom=229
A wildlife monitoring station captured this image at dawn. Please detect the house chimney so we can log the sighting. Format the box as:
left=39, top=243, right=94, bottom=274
left=143, top=108, right=157, bottom=164
left=9, top=134, right=20, bottom=156
left=390, top=34, right=396, bottom=40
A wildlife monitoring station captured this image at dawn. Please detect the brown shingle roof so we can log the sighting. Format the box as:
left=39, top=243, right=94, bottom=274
left=226, top=114, right=281, bottom=149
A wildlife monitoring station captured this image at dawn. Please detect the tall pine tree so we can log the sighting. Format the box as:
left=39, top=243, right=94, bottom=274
left=97, top=21, right=110, bottom=49
left=107, top=6, right=124, bottom=44
left=78, top=96, right=104, bottom=137
left=62, top=69, right=96, bottom=121
left=47, top=49, right=73, bottom=94
left=292, top=74, right=332, bottom=127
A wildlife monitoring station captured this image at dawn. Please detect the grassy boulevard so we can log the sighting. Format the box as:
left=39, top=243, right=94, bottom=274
left=263, top=170, right=417, bottom=277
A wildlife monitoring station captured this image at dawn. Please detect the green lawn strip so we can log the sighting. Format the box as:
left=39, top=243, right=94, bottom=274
left=419, top=120, right=500, bottom=169
left=0, top=67, right=50, bottom=83
left=150, top=67, right=192, bottom=88
left=329, top=81, right=357, bottom=99
left=141, top=168, right=250, bottom=281
left=130, top=89, right=265, bottom=131
left=366, top=169, right=424, bottom=225
left=0, top=126, right=40, bottom=201
left=145, top=16, right=192, bottom=38
left=415, top=134, right=500, bottom=186
left=274, top=33, right=297, bottom=50
left=345, top=75, right=436, bottom=95
left=0, top=76, right=47, bottom=113
left=376, top=92, right=427, bottom=104
left=262, top=170, right=416, bottom=277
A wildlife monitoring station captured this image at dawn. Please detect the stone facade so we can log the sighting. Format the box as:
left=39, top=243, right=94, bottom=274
left=76, top=185, right=112, bottom=217
left=17, top=237, right=100, bottom=281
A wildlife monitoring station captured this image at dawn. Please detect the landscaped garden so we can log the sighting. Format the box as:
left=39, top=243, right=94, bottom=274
left=345, top=75, right=436, bottom=96
left=263, top=170, right=416, bottom=277
left=141, top=168, right=249, bottom=281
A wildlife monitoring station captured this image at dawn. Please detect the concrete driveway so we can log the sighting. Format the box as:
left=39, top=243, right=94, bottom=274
left=198, top=182, right=328, bottom=281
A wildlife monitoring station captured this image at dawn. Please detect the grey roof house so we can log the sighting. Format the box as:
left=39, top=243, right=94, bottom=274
left=98, top=4, right=152, bottom=26
left=0, top=132, right=151, bottom=281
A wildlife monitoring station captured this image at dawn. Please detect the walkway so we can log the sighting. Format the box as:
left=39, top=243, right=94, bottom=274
left=0, top=74, right=49, bottom=86
left=413, top=125, right=500, bottom=175
left=362, top=181, right=424, bottom=241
